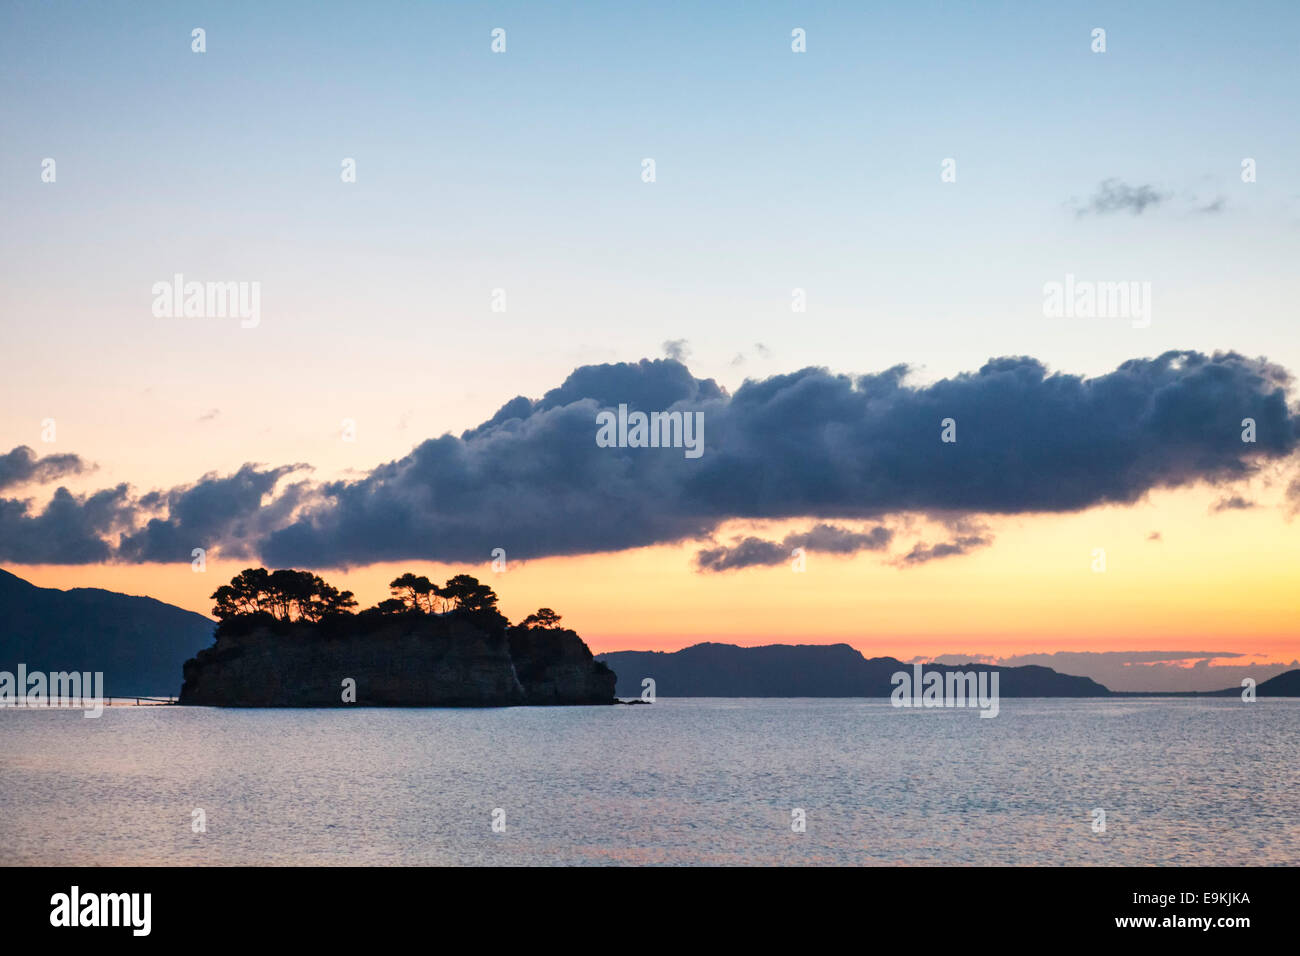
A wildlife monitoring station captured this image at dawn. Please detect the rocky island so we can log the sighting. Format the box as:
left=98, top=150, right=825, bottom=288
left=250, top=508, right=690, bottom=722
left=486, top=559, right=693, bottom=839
left=179, top=568, right=616, bottom=707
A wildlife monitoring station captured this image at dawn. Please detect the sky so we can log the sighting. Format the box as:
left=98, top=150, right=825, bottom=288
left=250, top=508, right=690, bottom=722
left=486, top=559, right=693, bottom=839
left=2, top=1, right=1299, bottom=691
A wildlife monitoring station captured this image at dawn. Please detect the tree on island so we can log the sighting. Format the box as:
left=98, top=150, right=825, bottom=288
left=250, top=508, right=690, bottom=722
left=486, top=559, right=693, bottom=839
left=384, top=573, right=501, bottom=617
left=388, top=573, right=442, bottom=614
left=439, top=574, right=500, bottom=615
left=520, top=608, right=563, bottom=629
left=212, top=568, right=508, bottom=630
left=211, top=568, right=357, bottom=623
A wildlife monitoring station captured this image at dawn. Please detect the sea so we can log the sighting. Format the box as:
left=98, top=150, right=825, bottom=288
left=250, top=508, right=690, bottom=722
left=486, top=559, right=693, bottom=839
left=2, top=698, right=1296, bottom=865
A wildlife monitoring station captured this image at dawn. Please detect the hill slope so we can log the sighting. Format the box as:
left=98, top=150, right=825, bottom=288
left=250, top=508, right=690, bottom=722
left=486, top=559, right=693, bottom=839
left=0, top=568, right=215, bottom=696
left=1197, top=668, right=1300, bottom=697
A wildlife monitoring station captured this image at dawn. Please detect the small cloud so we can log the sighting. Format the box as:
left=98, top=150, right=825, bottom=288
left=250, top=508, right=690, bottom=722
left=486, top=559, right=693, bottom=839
left=731, top=343, right=771, bottom=367
left=695, top=523, right=893, bottom=572
left=1198, top=197, right=1226, bottom=214
left=1147, top=531, right=1162, bottom=541
left=895, top=534, right=992, bottom=566
left=1212, top=495, right=1256, bottom=512
left=695, top=537, right=785, bottom=572
left=662, top=339, right=691, bottom=362
left=198, top=409, right=220, bottom=422
left=1076, top=178, right=1171, bottom=216
left=0, top=445, right=94, bottom=490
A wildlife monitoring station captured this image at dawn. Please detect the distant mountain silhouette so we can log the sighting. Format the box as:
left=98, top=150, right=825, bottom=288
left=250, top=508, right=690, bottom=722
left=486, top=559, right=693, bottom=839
left=597, top=642, right=1111, bottom=697
left=1194, top=668, right=1300, bottom=697
left=0, top=568, right=214, bottom=696
left=1255, top=670, right=1300, bottom=695
left=6, top=567, right=1298, bottom=701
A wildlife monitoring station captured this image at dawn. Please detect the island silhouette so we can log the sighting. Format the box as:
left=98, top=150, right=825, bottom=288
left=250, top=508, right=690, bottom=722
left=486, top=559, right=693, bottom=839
left=178, top=568, right=616, bottom=706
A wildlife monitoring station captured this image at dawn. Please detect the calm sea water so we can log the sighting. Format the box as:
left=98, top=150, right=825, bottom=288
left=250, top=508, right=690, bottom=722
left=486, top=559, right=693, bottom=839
left=2, top=698, right=1296, bottom=865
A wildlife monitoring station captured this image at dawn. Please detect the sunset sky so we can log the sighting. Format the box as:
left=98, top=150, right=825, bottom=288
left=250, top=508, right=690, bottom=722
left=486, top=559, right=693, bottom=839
left=3, top=1, right=1299, bottom=691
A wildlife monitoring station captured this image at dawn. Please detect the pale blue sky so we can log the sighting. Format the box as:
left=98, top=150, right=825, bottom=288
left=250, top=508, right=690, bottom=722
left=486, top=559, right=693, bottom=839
left=2, top=0, right=1298, bottom=487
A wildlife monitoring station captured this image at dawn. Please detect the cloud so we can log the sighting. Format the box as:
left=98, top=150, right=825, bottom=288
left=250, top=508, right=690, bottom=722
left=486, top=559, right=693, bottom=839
left=1077, top=178, right=1171, bottom=216
left=896, top=534, right=992, bottom=565
left=1212, top=494, right=1256, bottom=512
left=696, top=523, right=893, bottom=572
left=2, top=351, right=1297, bottom=567
left=662, top=339, right=691, bottom=362
left=731, top=343, right=773, bottom=368
left=256, top=350, right=1297, bottom=567
left=0, top=446, right=92, bottom=490
left=0, top=464, right=306, bottom=565
left=694, top=536, right=786, bottom=572
left=117, top=464, right=309, bottom=562
left=0, top=485, right=133, bottom=563
left=1147, top=531, right=1162, bottom=541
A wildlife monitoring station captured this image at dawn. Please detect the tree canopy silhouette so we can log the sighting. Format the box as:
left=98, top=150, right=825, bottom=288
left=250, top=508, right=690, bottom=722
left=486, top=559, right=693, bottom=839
left=388, top=573, right=441, bottom=614
left=212, top=568, right=511, bottom=631
left=211, top=568, right=357, bottom=623
left=521, top=608, right=563, bottom=629
left=440, top=574, right=499, bottom=615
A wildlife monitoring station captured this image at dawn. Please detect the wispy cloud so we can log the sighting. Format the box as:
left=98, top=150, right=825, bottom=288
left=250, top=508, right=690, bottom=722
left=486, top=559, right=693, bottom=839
left=696, top=523, right=893, bottom=572
left=1212, top=494, right=1256, bottom=512
left=1076, top=178, right=1171, bottom=216
left=895, top=533, right=992, bottom=565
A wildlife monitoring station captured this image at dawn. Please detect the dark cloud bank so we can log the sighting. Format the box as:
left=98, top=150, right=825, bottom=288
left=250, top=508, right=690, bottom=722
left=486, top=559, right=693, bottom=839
left=1, top=350, right=1296, bottom=568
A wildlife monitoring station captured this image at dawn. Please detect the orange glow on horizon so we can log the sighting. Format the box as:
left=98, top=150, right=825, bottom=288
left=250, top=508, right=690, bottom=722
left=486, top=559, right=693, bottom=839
left=9, top=484, right=1299, bottom=666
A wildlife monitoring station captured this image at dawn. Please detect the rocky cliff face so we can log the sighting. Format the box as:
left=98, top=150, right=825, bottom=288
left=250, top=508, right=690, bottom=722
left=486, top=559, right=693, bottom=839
left=508, top=625, right=616, bottom=705
left=179, top=613, right=616, bottom=707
